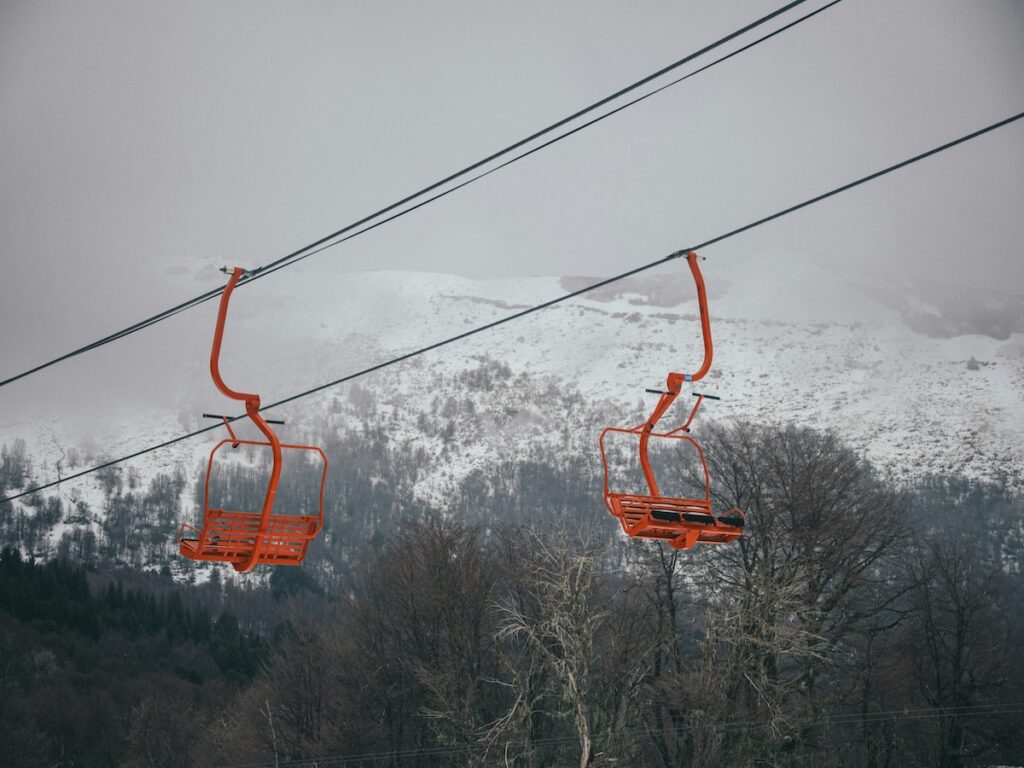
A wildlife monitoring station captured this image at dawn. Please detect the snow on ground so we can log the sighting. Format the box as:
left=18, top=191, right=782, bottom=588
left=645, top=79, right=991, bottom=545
left=3, top=252, right=1023, bottom=536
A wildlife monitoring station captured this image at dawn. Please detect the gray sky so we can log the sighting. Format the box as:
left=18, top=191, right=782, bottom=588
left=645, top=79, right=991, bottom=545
left=1, top=0, right=1023, bottom=426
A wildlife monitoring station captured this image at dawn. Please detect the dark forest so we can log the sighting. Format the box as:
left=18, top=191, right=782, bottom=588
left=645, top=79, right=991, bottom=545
left=2, top=413, right=1023, bottom=768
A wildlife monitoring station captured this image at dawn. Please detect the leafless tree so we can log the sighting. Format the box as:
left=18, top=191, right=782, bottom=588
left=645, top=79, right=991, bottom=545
left=901, top=538, right=1019, bottom=768
left=492, top=526, right=653, bottom=768
left=676, top=422, right=911, bottom=765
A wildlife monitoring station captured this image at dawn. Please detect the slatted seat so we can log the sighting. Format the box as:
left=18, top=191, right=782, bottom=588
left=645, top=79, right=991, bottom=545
left=179, top=436, right=327, bottom=571
left=179, top=509, right=320, bottom=567
left=607, top=493, right=744, bottom=550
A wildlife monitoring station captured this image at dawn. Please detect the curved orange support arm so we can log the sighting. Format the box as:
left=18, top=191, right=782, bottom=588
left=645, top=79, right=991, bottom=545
left=637, top=252, right=714, bottom=496
left=211, top=268, right=259, bottom=404
left=210, top=267, right=283, bottom=573
left=678, top=250, right=713, bottom=385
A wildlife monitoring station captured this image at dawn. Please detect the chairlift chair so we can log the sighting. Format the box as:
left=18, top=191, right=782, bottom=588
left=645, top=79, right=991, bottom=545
left=599, top=252, right=744, bottom=550
left=178, top=267, right=328, bottom=572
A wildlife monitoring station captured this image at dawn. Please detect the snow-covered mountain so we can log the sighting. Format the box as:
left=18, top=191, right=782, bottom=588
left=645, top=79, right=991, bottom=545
left=195, top=248, right=1022, bottom=488
left=3, top=250, right=1023, bottom=551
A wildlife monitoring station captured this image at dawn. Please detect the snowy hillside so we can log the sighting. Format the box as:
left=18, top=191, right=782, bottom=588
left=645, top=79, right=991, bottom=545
left=206, top=248, right=1023, bottom=489
left=3, top=250, right=1023, bottom=549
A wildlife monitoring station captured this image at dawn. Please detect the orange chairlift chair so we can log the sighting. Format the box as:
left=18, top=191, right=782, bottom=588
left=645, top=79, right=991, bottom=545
left=599, top=252, right=744, bottom=550
left=178, top=267, right=328, bottom=573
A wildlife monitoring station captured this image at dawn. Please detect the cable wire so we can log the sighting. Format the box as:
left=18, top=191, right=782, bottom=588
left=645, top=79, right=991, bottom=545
left=251, top=0, right=845, bottom=284
left=0, top=0, right=824, bottom=389
left=210, top=701, right=1024, bottom=767
left=2, top=109, right=1021, bottom=505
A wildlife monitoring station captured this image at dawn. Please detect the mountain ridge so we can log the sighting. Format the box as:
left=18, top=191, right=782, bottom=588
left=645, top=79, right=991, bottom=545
left=3, top=253, right=1022, bottom=566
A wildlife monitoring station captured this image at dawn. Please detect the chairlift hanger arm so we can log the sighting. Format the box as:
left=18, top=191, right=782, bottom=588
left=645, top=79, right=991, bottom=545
left=640, top=251, right=713, bottom=429
left=665, top=251, right=713, bottom=391
left=207, top=266, right=283, bottom=573
left=210, top=268, right=261, bottom=406
left=635, top=251, right=715, bottom=495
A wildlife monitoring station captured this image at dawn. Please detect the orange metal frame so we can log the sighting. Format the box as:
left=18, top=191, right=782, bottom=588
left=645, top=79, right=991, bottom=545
left=178, top=267, right=328, bottom=572
left=599, top=252, right=744, bottom=550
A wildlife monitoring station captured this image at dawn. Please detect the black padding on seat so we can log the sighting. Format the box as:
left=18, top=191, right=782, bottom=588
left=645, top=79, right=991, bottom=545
left=682, top=512, right=716, bottom=525
left=651, top=509, right=682, bottom=523
left=718, top=513, right=745, bottom=528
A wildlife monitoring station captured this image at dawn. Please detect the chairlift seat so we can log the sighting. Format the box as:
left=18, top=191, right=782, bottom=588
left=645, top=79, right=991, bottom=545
left=607, top=492, right=744, bottom=550
left=179, top=436, right=327, bottom=571
left=179, top=509, right=319, bottom=567
left=176, top=266, right=329, bottom=573
left=598, top=252, right=745, bottom=552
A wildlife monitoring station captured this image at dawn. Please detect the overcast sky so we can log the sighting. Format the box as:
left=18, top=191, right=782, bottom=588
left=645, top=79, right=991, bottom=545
left=1, top=0, right=1022, bottom=428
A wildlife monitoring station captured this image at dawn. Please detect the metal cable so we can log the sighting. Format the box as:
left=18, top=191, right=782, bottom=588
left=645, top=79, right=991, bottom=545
left=2, top=108, right=1021, bottom=505
left=211, top=701, right=1024, bottom=767
left=0, top=1, right=823, bottom=389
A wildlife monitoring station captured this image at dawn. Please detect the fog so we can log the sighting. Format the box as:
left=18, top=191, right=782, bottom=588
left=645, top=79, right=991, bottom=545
left=1, top=0, right=1022, bottom=433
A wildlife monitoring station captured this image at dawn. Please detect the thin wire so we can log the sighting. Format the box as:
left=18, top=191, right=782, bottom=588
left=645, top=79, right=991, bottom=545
left=246, top=703, right=1024, bottom=767
left=0, top=1, right=819, bottom=390
left=2, top=109, right=1021, bottom=506
left=251, top=0, right=845, bottom=284
left=211, top=701, right=1024, bottom=767
left=253, top=0, right=814, bottom=277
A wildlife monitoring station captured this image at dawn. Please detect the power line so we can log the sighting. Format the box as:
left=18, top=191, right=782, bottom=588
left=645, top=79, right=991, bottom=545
left=0, top=0, right=826, bottom=390
left=2, top=109, right=1021, bottom=506
left=251, top=0, right=845, bottom=284
left=257, top=703, right=1024, bottom=766
left=210, top=701, right=1024, bottom=767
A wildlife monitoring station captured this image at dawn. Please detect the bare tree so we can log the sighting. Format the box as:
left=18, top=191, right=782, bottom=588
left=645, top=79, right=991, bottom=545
left=680, top=423, right=911, bottom=765
left=342, top=520, right=504, bottom=766
left=902, top=538, right=1018, bottom=768
left=493, top=527, right=626, bottom=768
left=196, top=612, right=349, bottom=766
left=120, top=686, right=204, bottom=768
